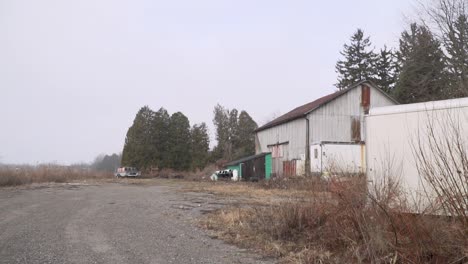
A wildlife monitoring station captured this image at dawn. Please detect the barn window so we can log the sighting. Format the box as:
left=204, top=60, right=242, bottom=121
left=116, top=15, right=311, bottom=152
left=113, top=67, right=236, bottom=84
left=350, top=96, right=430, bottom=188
left=361, top=85, right=370, bottom=114
left=314, top=149, right=318, bottom=159
left=351, top=117, right=361, bottom=142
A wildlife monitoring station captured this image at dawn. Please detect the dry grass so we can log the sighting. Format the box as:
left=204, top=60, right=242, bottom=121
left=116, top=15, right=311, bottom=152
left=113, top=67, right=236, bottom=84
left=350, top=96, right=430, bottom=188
left=199, top=176, right=468, bottom=264
left=145, top=164, right=218, bottom=181
left=0, top=165, right=113, bottom=187
left=183, top=177, right=333, bottom=206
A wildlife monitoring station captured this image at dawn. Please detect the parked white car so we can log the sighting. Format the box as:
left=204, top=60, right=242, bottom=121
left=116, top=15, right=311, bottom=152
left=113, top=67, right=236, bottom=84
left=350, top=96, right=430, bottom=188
left=115, top=167, right=141, bottom=177
left=210, top=169, right=239, bottom=181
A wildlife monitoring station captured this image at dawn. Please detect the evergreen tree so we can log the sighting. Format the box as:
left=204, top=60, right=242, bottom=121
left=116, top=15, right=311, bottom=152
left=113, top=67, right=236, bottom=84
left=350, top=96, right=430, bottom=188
left=121, top=106, right=156, bottom=169
left=212, top=104, right=258, bottom=161
left=152, top=108, right=170, bottom=168
left=394, top=23, right=448, bottom=103
left=228, top=108, right=239, bottom=158
left=212, top=104, right=231, bottom=160
left=190, top=123, right=210, bottom=170
left=235, top=111, right=258, bottom=158
left=374, top=46, right=397, bottom=93
left=335, top=29, right=378, bottom=90
left=168, top=112, right=191, bottom=170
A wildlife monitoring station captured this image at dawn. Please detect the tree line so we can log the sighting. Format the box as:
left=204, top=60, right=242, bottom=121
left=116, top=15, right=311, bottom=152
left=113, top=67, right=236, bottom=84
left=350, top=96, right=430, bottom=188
left=121, top=105, right=257, bottom=171
left=335, top=0, right=468, bottom=104
left=91, top=153, right=121, bottom=172
left=211, top=104, right=258, bottom=162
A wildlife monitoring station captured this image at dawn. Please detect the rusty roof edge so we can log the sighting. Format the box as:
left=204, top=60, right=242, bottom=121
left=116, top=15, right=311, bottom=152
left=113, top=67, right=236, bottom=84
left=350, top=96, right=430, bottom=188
left=255, top=85, right=352, bottom=133
left=254, top=80, right=398, bottom=133
left=302, top=80, right=399, bottom=116
left=254, top=114, right=306, bottom=133
left=302, top=88, right=351, bottom=116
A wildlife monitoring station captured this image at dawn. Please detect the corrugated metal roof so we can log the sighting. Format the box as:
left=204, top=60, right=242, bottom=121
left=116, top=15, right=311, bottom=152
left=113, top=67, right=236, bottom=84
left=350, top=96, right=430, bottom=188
left=255, top=80, right=396, bottom=132
left=225, top=152, right=270, bottom=166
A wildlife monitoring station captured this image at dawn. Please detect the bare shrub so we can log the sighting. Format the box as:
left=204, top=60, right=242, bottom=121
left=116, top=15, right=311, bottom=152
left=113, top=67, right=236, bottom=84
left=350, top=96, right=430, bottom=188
left=258, top=176, right=328, bottom=192
left=148, top=164, right=217, bottom=181
left=202, top=174, right=468, bottom=263
left=412, top=111, right=468, bottom=226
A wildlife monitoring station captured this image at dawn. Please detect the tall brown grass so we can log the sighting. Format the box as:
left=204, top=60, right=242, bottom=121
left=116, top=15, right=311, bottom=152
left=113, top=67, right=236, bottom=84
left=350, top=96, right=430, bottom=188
left=0, top=165, right=113, bottom=187
left=145, top=164, right=217, bottom=181
left=201, top=175, right=468, bottom=263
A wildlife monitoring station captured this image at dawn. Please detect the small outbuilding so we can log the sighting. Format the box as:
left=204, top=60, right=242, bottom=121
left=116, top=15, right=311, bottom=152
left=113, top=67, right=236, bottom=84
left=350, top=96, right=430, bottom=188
left=225, top=153, right=272, bottom=181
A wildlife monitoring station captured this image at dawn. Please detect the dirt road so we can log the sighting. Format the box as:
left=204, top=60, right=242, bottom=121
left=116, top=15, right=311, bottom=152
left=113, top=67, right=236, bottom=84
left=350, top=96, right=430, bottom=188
left=0, top=181, right=272, bottom=264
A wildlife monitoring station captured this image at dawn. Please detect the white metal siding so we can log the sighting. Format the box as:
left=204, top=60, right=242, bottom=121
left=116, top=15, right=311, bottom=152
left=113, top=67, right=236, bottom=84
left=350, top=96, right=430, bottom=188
left=255, top=118, right=306, bottom=160
left=307, top=84, right=395, bottom=144
left=255, top=118, right=307, bottom=176
left=370, top=88, right=396, bottom=108
left=311, top=143, right=365, bottom=174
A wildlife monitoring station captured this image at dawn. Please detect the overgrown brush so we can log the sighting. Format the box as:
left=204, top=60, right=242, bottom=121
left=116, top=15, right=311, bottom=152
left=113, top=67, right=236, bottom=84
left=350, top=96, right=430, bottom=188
left=145, top=164, right=217, bottom=181
left=201, top=175, right=468, bottom=263
left=0, top=165, right=113, bottom=187
left=258, top=175, right=329, bottom=192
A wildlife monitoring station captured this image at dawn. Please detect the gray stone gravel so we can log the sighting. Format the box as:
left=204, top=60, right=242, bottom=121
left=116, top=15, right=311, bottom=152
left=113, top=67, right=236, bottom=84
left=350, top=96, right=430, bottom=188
left=0, top=182, right=274, bottom=264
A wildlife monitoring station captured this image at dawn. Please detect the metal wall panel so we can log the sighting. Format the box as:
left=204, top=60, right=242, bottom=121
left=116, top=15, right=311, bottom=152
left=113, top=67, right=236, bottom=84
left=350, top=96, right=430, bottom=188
left=307, top=85, right=395, bottom=144
left=256, top=118, right=307, bottom=160
left=255, top=118, right=306, bottom=176
left=310, top=143, right=365, bottom=174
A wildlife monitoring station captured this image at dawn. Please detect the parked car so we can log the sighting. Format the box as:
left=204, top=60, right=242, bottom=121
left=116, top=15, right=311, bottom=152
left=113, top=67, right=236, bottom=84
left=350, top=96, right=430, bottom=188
left=210, top=169, right=239, bottom=181
left=115, top=167, right=141, bottom=177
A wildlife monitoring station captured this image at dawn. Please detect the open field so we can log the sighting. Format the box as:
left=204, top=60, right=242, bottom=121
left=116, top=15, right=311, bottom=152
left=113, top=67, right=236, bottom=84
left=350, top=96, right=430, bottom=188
left=1, top=175, right=467, bottom=263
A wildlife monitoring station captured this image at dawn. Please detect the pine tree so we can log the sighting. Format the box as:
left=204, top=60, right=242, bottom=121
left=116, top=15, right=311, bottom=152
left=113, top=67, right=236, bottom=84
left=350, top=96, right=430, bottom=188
left=190, top=123, right=210, bottom=170
left=167, top=112, right=191, bottom=170
left=235, top=111, right=258, bottom=158
left=213, top=105, right=240, bottom=160
left=212, top=104, right=231, bottom=160
left=374, top=46, right=397, bottom=93
left=394, top=23, right=448, bottom=103
left=228, top=109, right=239, bottom=159
left=152, top=108, right=170, bottom=169
left=121, top=106, right=156, bottom=169
left=335, top=29, right=378, bottom=90
left=212, top=104, right=258, bottom=161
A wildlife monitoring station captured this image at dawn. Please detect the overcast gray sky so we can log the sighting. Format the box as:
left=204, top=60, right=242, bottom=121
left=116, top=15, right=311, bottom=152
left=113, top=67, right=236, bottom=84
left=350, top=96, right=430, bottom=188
left=1, top=0, right=415, bottom=165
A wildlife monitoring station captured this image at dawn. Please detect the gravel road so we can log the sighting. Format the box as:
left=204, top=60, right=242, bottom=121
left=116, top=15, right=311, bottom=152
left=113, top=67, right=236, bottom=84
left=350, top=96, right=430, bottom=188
left=0, top=181, right=273, bottom=264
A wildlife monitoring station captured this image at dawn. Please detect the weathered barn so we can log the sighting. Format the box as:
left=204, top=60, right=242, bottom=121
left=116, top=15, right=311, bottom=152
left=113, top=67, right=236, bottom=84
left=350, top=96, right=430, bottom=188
left=255, top=81, right=397, bottom=177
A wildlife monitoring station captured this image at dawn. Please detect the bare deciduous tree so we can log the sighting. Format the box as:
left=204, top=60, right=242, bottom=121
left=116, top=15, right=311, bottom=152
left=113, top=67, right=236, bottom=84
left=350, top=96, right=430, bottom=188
left=420, top=0, right=468, bottom=97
